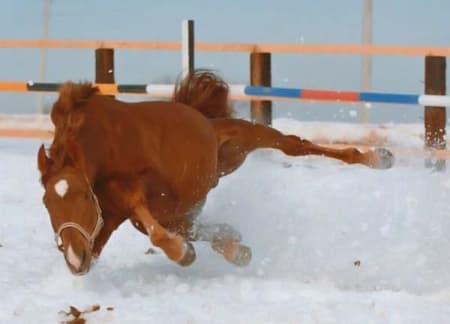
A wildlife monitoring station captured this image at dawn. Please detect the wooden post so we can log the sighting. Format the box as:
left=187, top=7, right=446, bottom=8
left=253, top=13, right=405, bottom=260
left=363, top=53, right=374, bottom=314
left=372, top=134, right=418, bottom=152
left=38, top=0, right=51, bottom=114
left=250, top=52, right=272, bottom=125
left=424, top=56, right=446, bottom=170
left=181, top=20, right=194, bottom=78
left=95, top=48, right=115, bottom=97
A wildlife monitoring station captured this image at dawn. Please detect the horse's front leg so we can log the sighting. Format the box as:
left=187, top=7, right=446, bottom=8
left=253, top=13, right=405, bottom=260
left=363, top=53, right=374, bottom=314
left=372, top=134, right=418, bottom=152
left=92, top=212, right=127, bottom=258
left=92, top=226, right=113, bottom=259
left=133, top=205, right=196, bottom=266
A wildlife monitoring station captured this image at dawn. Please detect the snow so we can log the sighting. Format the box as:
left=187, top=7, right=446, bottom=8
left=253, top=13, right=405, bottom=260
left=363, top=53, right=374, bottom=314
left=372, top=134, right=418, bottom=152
left=349, top=110, right=357, bottom=118
left=0, top=114, right=52, bottom=130
left=272, top=118, right=425, bottom=148
left=1, top=119, right=450, bottom=323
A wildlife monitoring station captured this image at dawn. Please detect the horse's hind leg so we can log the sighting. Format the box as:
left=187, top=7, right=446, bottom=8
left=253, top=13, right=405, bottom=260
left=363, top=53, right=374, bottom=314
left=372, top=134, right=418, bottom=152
left=189, top=223, right=252, bottom=267
left=212, top=119, right=394, bottom=173
left=278, top=135, right=395, bottom=169
left=181, top=201, right=251, bottom=266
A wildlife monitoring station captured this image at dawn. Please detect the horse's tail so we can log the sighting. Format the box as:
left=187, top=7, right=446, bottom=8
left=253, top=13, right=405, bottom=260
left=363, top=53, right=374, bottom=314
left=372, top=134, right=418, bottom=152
left=172, top=69, right=234, bottom=118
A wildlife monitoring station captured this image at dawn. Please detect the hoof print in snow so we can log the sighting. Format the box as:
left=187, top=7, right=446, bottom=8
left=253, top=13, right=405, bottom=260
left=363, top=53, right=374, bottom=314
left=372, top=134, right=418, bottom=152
left=145, top=247, right=158, bottom=255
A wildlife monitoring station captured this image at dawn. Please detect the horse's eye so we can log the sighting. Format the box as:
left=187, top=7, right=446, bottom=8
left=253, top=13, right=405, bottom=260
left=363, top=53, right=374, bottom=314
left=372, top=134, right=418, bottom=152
left=84, top=192, right=90, bottom=200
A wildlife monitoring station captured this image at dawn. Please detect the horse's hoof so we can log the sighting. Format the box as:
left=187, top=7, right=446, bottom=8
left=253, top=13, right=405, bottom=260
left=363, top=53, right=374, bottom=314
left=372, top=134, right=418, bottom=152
left=228, top=244, right=252, bottom=267
left=372, top=147, right=395, bottom=169
left=177, top=242, right=196, bottom=267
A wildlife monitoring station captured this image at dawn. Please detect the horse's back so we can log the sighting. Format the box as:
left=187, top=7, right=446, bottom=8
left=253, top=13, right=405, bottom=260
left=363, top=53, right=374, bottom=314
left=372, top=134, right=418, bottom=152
left=81, top=96, right=218, bottom=202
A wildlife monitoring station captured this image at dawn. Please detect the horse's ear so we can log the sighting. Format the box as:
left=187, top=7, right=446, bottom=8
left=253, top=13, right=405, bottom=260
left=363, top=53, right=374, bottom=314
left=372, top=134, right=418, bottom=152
left=65, top=138, right=85, bottom=170
left=37, top=144, right=52, bottom=176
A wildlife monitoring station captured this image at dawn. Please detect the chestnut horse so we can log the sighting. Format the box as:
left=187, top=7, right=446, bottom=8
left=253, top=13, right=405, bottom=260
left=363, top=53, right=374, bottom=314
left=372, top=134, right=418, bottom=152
left=38, top=71, right=393, bottom=275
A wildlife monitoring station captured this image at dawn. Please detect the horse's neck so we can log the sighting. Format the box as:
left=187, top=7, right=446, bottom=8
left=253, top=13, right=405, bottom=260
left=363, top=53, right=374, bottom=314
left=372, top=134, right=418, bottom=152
left=73, top=100, right=162, bottom=183
left=75, top=105, right=126, bottom=182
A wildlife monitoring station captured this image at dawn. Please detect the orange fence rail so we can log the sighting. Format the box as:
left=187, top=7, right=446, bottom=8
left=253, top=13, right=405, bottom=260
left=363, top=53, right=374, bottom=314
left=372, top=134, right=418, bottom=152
left=1, top=39, right=450, bottom=56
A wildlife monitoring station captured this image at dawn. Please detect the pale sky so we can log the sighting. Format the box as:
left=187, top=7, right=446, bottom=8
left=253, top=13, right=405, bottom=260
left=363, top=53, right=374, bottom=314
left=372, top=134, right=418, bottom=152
left=1, top=0, right=449, bottom=122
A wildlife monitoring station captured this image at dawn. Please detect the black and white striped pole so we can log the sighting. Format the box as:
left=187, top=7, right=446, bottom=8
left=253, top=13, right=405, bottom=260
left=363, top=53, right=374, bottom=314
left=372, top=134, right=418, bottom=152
left=181, top=20, right=195, bottom=78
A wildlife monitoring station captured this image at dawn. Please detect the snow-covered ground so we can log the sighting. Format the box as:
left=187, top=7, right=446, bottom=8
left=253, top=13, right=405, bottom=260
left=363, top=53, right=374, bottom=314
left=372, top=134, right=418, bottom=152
left=1, top=118, right=450, bottom=323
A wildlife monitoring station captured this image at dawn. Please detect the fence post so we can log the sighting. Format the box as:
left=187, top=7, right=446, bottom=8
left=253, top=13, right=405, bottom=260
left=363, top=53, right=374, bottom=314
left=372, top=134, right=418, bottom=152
left=424, top=56, right=446, bottom=170
left=95, top=48, right=115, bottom=96
left=250, top=52, right=272, bottom=125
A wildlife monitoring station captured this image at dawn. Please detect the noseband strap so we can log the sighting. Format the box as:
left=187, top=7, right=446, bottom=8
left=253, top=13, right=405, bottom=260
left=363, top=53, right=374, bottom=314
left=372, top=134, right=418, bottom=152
left=54, top=177, right=103, bottom=251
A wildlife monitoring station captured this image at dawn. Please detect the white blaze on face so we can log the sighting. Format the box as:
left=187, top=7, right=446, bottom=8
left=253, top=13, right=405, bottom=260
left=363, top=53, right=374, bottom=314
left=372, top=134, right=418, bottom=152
left=54, top=179, right=69, bottom=198
left=66, top=244, right=82, bottom=270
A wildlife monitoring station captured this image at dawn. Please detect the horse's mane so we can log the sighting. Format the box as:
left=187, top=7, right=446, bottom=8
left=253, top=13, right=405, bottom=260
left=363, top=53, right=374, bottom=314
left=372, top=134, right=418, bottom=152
left=50, top=82, right=99, bottom=129
left=172, top=69, right=234, bottom=118
left=46, top=82, right=99, bottom=175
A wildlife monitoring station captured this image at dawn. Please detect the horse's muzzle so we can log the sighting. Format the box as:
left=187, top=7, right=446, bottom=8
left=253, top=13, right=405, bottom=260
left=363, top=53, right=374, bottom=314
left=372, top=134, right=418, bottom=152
left=64, top=246, right=92, bottom=276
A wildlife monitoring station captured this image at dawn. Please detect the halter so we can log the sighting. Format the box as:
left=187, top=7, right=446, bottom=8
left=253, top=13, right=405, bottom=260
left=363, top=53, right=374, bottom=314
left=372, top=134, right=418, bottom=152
left=54, top=176, right=104, bottom=252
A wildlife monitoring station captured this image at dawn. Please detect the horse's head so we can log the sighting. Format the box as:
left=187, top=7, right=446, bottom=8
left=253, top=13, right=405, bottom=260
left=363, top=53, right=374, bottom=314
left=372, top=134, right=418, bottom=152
left=37, top=144, right=102, bottom=275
